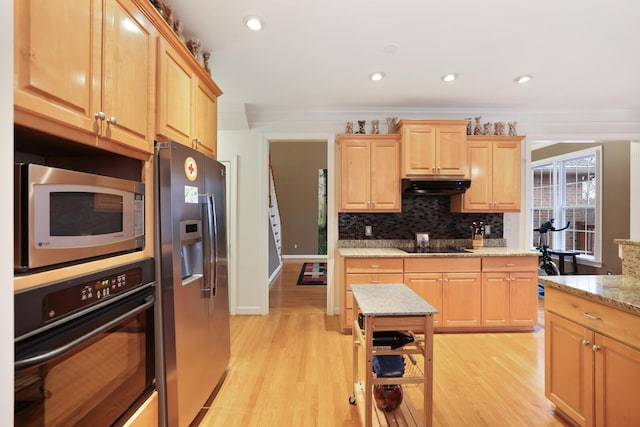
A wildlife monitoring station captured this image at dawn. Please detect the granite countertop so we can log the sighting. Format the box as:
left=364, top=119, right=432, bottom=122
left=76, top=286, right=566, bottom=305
left=539, top=275, right=640, bottom=316
left=351, top=284, right=438, bottom=316
left=337, top=247, right=539, bottom=258
left=614, top=239, right=640, bottom=247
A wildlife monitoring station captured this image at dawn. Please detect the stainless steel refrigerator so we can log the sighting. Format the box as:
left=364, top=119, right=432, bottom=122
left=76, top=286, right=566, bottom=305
left=155, top=141, right=230, bottom=427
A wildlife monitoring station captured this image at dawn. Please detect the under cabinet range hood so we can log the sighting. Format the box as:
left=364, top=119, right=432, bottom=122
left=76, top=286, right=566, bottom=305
left=402, top=179, right=471, bottom=196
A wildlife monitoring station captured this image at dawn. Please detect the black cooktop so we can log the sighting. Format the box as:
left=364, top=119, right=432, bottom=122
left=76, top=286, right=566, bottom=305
left=400, top=246, right=472, bottom=254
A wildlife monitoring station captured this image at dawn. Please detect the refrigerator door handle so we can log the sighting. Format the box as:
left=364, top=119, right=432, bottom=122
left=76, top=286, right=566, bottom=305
left=205, top=193, right=218, bottom=297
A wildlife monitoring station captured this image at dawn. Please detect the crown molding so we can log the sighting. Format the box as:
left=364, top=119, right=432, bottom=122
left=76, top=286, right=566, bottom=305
left=218, top=102, right=640, bottom=142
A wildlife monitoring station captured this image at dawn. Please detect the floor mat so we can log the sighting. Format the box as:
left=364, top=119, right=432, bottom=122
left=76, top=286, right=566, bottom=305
left=297, top=262, right=327, bottom=285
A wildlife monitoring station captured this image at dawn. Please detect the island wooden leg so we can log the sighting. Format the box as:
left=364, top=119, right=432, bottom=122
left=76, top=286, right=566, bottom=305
left=424, top=314, right=434, bottom=427
left=364, top=314, right=373, bottom=427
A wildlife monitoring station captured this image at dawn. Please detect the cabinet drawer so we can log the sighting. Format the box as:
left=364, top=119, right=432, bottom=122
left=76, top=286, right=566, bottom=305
left=345, top=258, right=403, bottom=273
left=545, top=287, right=640, bottom=350
left=482, top=256, right=537, bottom=272
left=345, top=273, right=404, bottom=288
left=404, top=257, right=481, bottom=273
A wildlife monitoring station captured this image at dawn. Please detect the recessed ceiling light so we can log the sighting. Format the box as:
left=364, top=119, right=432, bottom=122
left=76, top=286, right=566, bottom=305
left=383, top=44, right=399, bottom=54
left=442, top=73, right=458, bottom=82
left=370, top=72, right=385, bottom=81
left=243, top=15, right=265, bottom=31
left=515, top=74, right=533, bottom=84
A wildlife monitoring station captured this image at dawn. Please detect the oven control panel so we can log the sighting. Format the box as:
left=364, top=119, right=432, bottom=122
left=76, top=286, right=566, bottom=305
left=43, top=267, right=142, bottom=322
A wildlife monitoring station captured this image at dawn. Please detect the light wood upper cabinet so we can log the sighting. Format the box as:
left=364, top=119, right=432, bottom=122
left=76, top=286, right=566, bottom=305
left=156, top=37, right=222, bottom=158
left=399, top=120, right=469, bottom=178
left=195, top=79, right=218, bottom=157
left=157, top=37, right=194, bottom=143
left=337, top=135, right=401, bottom=212
left=14, top=0, right=157, bottom=155
left=451, top=136, right=523, bottom=213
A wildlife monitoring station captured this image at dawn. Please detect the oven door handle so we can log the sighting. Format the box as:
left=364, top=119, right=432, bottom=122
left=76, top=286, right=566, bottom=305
left=15, top=295, right=155, bottom=370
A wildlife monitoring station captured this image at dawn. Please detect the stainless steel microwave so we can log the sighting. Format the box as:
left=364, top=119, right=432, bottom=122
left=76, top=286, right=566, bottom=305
left=14, top=164, right=145, bottom=272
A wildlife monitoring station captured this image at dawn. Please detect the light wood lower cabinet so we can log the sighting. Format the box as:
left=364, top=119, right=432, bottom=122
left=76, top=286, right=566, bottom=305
left=404, top=273, right=443, bottom=327
left=442, top=272, right=482, bottom=328
left=404, top=257, right=482, bottom=329
left=481, top=256, right=538, bottom=327
left=340, top=254, right=539, bottom=332
left=342, top=258, right=404, bottom=330
left=545, top=287, right=640, bottom=426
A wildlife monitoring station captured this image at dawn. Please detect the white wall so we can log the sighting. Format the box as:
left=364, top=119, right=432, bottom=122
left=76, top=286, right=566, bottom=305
left=217, top=129, right=339, bottom=315
left=1, top=1, right=14, bottom=423
left=631, top=142, right=640, bottom=240
left=217, top=131, right=270, bottom=315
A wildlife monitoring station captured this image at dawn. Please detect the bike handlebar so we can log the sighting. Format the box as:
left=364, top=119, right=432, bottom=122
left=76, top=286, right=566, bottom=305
left=534, top=219, right=571, bottom=234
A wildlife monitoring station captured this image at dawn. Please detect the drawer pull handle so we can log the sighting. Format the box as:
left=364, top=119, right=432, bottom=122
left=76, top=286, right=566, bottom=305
left=506, top=263, right=516, bottom=267
left=581, top=339, right=591, bottom=346
left=370, top=280, right=380, bottom=283
left=371, top=265, right=380, bottom=268
left=592, top=344, right=601, bottom=352
left=583, top=312, right=601, bottom=321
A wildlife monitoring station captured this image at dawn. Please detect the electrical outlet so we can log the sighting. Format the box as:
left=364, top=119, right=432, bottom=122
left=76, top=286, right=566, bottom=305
left=365, top=226, right=372, bottom=237
left=484, top=225, right=491, bottom=236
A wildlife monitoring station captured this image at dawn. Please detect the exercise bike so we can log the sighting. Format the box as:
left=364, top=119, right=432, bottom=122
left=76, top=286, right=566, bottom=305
left=534, top=219, right=570, bottom=295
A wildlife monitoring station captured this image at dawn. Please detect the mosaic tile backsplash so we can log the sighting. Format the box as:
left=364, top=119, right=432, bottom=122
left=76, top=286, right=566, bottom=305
left=338, top=195, right=504, bottom=240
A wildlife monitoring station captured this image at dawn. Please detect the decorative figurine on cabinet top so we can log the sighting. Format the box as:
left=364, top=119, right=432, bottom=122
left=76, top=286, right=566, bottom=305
left=202, top=52, right=212, bottom=76
left=508, top=122, right=518, bottom=136
left=465, top=118, right=472, bottom=135
left=473, top=117, right=482, bottom=135
left=494, top=122, right=505, bottom=135
left=345, top=122, right=354, bottom=134
left=386, top=117, right=399, bottom=134
left=371, top=120, right=380, bottom=134
left=173, top=19, right=185, bottom=42
left=356, top=120, right=366, bottom=134
left=483, top=122, right=492, bottom=136
left=187, top=38, right=201, bottom=60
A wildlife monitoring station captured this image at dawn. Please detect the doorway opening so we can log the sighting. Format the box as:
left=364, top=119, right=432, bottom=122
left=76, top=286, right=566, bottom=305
left=318, top=169, right=327, bottom=255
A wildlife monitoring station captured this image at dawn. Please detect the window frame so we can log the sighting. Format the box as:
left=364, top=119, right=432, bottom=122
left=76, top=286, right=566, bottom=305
left=530, top=146, right=602, bottom=266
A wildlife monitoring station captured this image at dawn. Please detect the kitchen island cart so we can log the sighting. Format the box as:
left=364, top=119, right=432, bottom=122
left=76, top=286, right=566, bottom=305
left=350, top=284, right=438, bottom=427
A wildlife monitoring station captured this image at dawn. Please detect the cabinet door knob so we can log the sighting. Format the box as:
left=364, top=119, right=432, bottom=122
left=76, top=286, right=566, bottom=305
left=592, top=344, right=601, bottom=352
left=95, top=112, right=106, bottom=120
left=581, top=339, right=591, bottom=346
left=107, top=116, right=117, bottom=125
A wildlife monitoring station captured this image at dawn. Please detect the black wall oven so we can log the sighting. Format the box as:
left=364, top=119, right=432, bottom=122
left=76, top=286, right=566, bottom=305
left=14, top=259, right=155, bottom=426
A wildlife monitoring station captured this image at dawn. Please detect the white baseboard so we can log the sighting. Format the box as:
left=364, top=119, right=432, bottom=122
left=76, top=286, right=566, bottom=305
left=282, top=255, right=328, bottom=263
left=268, top=263, right=283, bottom=288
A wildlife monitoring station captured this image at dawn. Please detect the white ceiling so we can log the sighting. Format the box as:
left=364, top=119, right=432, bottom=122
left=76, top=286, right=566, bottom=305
left=165, top=0, right=640, bottom=136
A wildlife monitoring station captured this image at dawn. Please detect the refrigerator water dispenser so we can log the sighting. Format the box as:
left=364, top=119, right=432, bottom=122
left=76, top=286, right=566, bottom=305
left=180, top=220, right=203, bottom=280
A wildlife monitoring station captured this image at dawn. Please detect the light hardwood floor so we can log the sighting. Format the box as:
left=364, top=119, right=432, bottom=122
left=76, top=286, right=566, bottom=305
left=200, top=262, right=570, bottom=426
